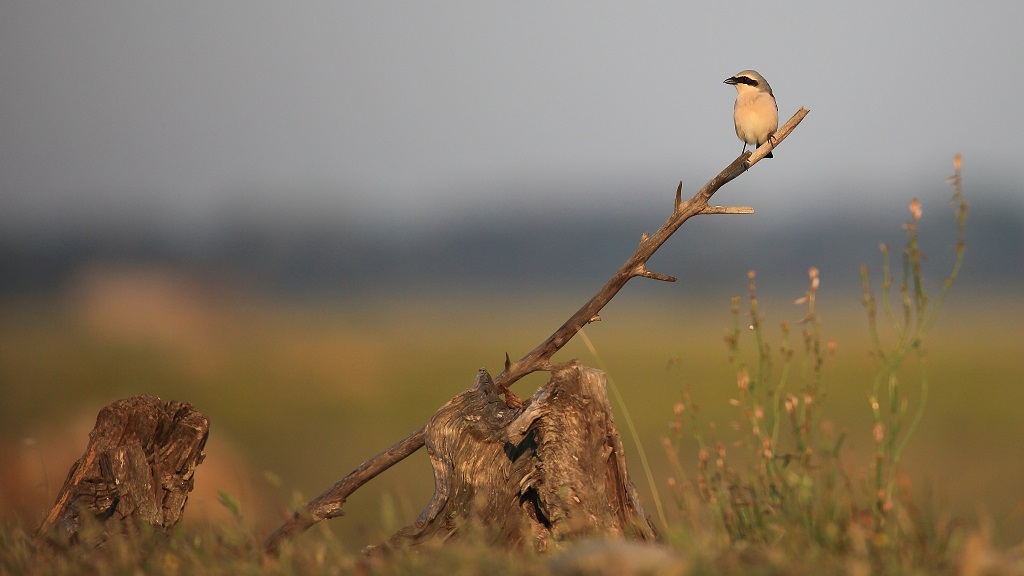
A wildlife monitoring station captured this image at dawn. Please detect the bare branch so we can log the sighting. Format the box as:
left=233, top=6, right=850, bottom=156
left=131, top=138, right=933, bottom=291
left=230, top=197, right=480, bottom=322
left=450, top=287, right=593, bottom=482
left=262, top=107, right=810, bottom=553
left=494, top=107, right=810, bottom=392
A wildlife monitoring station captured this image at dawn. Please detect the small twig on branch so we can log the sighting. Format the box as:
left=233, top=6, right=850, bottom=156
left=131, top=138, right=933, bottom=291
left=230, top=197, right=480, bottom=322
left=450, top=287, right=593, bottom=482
left=262, top=107, right=810, bottom=554
left=636, top=266, right=677, bottom=283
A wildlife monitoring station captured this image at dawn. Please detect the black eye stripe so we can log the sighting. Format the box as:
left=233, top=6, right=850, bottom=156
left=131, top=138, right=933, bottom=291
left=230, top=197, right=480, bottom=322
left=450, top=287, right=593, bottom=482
left=733, top=76, right=758, bottom=87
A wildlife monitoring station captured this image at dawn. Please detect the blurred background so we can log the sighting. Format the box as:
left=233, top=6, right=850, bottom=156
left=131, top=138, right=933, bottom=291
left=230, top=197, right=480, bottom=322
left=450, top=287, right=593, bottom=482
left=1, top=2, right=1022, bottom=550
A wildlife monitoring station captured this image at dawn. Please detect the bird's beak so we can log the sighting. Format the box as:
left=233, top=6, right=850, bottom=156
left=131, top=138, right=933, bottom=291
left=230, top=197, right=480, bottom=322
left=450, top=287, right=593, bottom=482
left=723, top=76, right=738, bottom=85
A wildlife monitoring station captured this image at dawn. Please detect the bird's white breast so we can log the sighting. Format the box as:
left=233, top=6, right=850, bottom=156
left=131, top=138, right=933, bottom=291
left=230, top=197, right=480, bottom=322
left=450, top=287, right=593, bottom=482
left=733, top=91, right=778, bottom=147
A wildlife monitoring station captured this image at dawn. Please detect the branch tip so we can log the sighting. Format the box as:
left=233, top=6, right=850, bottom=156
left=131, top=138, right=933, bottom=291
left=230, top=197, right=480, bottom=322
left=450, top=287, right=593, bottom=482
left=743, top=107, right=809, bottom=167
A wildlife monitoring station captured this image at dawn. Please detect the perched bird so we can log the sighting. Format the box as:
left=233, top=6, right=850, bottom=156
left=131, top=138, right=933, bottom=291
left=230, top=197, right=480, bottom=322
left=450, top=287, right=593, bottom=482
left=724, top=69, right=778, bottom=158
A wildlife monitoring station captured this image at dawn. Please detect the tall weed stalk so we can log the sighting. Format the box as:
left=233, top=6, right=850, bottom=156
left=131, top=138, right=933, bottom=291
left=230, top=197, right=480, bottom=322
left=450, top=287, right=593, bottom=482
left=861, top=155, right=968, bottom=531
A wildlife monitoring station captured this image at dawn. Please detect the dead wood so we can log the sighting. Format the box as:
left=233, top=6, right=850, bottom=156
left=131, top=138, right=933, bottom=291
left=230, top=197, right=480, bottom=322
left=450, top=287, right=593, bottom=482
left=36, top=395, right=209, bottom=545
left=374, top=361, right=655, bottom=552
left=263, top=108, right=810, bottom=554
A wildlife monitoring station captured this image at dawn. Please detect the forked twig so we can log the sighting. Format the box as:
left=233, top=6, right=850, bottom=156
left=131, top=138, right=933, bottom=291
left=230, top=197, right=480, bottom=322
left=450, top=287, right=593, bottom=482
left=263, top=107, right=811, bottom=554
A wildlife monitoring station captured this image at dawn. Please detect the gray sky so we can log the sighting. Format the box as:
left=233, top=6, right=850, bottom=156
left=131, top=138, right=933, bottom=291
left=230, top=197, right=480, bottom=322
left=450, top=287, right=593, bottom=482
left=2, top=2, right=1021, bottom=235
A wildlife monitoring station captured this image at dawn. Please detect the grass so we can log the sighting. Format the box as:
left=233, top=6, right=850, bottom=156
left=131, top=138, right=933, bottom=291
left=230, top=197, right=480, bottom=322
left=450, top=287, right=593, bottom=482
left=2, top=156, right=1024, bottom=573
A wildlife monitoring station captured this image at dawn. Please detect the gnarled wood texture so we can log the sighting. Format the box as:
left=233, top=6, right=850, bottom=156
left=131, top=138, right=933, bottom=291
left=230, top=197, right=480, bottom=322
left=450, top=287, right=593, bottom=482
left=37, top=395, right=209, bottom=545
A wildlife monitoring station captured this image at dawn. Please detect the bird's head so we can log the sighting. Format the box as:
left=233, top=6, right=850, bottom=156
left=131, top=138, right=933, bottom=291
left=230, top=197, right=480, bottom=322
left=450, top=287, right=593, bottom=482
left=724, top=70, right=773, bottom=96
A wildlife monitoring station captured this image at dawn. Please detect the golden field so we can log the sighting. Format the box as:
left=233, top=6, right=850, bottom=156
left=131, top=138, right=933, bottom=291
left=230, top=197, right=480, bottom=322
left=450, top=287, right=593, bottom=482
left=2, top=262, right=1022, bottom=560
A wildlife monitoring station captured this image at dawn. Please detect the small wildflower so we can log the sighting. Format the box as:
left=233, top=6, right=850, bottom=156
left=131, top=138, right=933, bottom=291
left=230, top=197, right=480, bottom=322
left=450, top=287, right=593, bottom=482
left=909, top=198, right=922, bottom=221
left=737, top=370, right=749, bottom=391
left=784, top=393, right=797, bottom=414
left=672, top=402, right=685, bottom=416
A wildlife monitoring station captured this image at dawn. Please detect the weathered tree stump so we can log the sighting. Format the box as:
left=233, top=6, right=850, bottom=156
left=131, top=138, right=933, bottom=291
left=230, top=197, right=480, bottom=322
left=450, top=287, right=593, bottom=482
left=36, top=395, right=209, bottom=544
left=383, top=361, right=656, bottom=551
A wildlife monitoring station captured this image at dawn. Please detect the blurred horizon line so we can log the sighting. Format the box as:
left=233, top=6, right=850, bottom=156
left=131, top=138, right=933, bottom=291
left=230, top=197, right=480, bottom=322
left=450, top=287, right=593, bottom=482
left=1, top=188, right=1019, bottom=300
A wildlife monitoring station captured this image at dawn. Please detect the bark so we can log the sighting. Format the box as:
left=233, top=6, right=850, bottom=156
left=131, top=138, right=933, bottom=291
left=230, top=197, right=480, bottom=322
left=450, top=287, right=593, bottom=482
left=36, top=395, right=209, bottom=545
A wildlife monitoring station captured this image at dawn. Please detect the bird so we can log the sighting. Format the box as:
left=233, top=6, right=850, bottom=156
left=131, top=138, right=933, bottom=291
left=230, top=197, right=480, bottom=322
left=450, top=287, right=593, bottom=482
left=723, top=69, right=778, bottom=158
